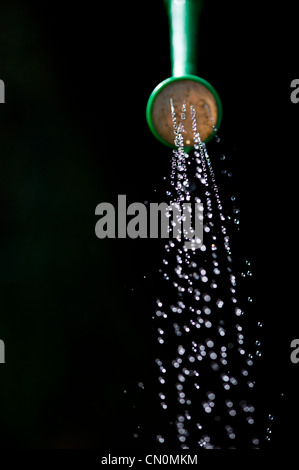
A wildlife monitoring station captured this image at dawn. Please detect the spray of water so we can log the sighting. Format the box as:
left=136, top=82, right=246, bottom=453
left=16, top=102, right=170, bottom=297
left=131, top=100, right=274, bottom=449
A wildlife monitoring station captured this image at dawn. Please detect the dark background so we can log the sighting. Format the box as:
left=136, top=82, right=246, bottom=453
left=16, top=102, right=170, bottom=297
left=0, top=0, right=298, bottom=452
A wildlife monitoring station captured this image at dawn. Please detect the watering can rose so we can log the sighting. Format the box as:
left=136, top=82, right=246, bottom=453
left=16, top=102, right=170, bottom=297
left=95, top=195, right=204, bottom=250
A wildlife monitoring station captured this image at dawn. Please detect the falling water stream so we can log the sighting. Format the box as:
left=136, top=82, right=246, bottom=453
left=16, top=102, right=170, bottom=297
left=130, top=100, right=274, bottom=449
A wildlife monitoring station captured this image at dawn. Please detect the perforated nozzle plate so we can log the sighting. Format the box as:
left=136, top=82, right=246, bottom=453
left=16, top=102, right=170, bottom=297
left=151, top=78, right=219, bottom=146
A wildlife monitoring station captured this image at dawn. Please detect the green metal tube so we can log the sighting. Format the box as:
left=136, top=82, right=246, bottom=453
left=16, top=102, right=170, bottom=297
left=165, top=0, right=202, bottom=77
left=146, top=0, right=222, bottom=148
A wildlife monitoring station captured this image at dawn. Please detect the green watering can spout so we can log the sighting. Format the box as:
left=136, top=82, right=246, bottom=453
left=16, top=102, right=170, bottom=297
left=146, top=0, right=222, bottom=149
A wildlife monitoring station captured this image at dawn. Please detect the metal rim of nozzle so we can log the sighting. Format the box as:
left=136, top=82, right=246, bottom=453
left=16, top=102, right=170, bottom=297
left=146, top=74, right=222, bottom=151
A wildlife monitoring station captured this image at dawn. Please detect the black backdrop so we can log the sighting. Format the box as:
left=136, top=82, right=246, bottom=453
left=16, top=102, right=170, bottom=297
left=0, top=0, right=298, bottom=454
